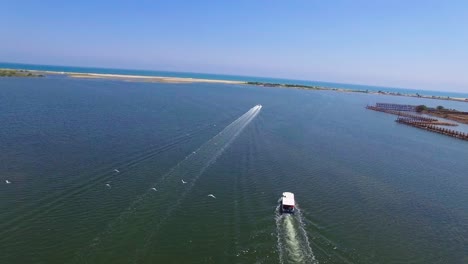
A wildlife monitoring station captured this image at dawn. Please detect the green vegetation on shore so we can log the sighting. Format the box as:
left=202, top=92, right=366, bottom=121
left=0, top=69, right=44, bottom=77
left=246, top=81, right=376, bottom=94
left=246, top=81, right=329, bottom=90
left=247, top=82, right=467, bottom=103
left=415, top=105, right=428, bottom=112
left=414, top=104, right=468, bottom=124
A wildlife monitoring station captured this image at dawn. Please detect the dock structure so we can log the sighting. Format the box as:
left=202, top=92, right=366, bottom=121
left=375, top=103, right=416, bottom=112
left=366, top=103, right=466, bottom=141
left=366, top=105, right=457, bottom=126
left=396, top=117, right=468, bottom=141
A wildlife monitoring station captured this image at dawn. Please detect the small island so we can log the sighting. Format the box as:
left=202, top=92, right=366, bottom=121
left=0, top=69, right=44, bottom=78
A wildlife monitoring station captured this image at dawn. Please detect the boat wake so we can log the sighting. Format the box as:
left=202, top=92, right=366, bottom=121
left=275, top=205, right=318, bottom=264
left=71, top=105, right=262, bottom=263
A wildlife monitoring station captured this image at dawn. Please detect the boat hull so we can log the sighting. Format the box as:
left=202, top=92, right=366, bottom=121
left=280, top=203, right=295, bottom=214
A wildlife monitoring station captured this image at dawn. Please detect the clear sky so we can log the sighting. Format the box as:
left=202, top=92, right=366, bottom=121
left=1, top=0, right=467, bottom=92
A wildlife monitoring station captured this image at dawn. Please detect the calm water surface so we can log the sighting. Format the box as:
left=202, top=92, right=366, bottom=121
left=0, top=77, right=467, bottom=263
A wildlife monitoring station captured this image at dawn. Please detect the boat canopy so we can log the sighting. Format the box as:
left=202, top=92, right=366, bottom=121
left=282, top=192, right=295, bottom=206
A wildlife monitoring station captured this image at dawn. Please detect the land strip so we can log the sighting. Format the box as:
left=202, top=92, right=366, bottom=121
left=2, top=68, right=467, bottom=103
left=0, top=69, right=44, bottom=77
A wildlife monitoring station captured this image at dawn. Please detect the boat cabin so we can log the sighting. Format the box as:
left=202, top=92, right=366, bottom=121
left=281, top=192, right=295, bottom=213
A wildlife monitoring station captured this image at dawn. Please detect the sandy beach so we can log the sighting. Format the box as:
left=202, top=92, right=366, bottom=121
left=66, top=72, right=245, bottom=84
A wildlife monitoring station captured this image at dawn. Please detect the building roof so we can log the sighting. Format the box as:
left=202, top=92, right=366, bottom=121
left=282, top=192, right=295, bottom=206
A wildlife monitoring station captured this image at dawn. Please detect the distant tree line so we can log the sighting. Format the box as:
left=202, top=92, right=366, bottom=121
left=0, top=69, right=44, bottom=77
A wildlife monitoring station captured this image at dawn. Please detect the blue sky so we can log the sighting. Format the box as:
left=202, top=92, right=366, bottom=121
left=1, top=0, right=467, bottom=92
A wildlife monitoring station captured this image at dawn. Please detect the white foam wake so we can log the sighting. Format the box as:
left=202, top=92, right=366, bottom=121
left=276, top=206, right=318, bottom=264
left=72, top=105, right=262, bottom=263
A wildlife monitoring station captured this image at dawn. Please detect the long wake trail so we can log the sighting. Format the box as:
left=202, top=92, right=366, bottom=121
left=71, top=105, right=262, bottom=263
left=276, top=206, right=318, bottom=264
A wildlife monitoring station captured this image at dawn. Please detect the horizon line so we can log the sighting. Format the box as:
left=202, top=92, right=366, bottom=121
left=1, top=60, right=467, bottom=95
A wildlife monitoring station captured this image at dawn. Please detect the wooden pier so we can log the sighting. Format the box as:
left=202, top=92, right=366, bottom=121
left=366, top=103, right=466, bottom=141
left=396, top=118, right=468, bottom=141
left=366, top=105, right=457, bottom=126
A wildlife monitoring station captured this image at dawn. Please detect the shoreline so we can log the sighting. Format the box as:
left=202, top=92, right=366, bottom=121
left=245, top=82, right=468, bottom=103
left=28, top=70, right=245, bottom=84
left=2, top=68, right=467, bottom=103
left=66, top=72, right=245, bottom=84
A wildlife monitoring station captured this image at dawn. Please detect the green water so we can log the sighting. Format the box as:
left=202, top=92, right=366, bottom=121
left=1, top=77, right=467, bottom=263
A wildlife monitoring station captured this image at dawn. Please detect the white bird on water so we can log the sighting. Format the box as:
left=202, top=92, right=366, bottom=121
left=105, top=183, right=111, bottom=188
left=181, top=179, right=187, bottom=184
left=151, top=187, right=157, bottom=191
left=5, top=180, right=11, bottom=184
left=114, top=169, right=120, bottom=173
left=207, top=194, right=216, bottom=199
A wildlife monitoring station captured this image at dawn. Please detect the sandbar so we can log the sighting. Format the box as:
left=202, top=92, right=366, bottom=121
left=2, top=68, right=466, bottom=103
left=67, top=72, right=245, bottom=84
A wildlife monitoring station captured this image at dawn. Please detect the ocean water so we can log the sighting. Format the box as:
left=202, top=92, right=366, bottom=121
left=1, top=62, right=468, bottom=98
left=0, top=77, right=467, bottom=264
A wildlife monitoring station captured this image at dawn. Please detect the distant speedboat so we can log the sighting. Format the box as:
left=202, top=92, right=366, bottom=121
left=280, top=192, right=295, bottom=214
